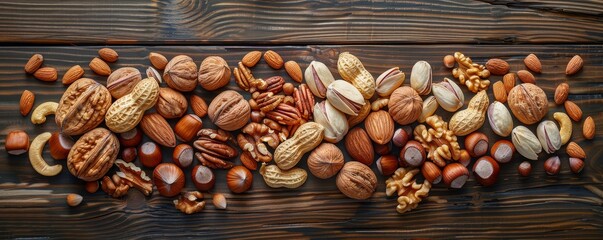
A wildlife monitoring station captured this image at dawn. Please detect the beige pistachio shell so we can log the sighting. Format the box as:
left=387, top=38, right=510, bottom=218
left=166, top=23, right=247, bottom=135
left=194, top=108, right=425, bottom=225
left=326, top=80, right=365, bottom=116
left=512, top=126, right=542, bottom=160
left=304, top=61, right=334, bottom=98
left=313, top=101, right=349, bottom=143
left=432, top=78, right=464, bottom=112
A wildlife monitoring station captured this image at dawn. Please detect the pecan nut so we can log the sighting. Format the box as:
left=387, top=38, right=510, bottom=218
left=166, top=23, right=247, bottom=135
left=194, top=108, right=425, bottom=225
left=55, top=78, right=112, bottom=135
left=265, top=103, right=302, bottom=126
left=234, top=62, right=267, bottom=93
left=67, top=128, right=119, bottom=181
left=194, top=129, right=237, bottom=169
left=254, top=92, right=283, bottom=113
left=294, top=84, right=315, bottom=120
left=263, top=76, right=285, bottom=94
left=115, top=160, right=152, bottom=196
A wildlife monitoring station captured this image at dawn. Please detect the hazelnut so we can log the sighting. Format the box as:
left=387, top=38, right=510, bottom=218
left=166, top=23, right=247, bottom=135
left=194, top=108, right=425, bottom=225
left=198, top=56, right=231, bottom=91
left=118, top=128, right=142, bottom=148
left=282, top=83, right=295, bottom=95
left=375, top=142, right=392, bottom=155
left=192, top=165, right=215, bottom=191
left=399, top=140, right=426, bottom=167
left=226, top=166, right=253, bottom=193
left=250, top=110, right=264, bottom=123
left=465, top=132, right=489, bottom=157
left=49, top=132, right=74, bottom=160
left=388, top=86, right=422, bottom=125
left=85, top=181, right=99, bottom=193
left=336, top=161, right=377, bottom=200
left=518, top=161, right=532, bottom=177
left=121, top=147, right=137, bottom=163
left=442, top=163, right=469, bottom=189
left=307, top=143, right=344, bottom=179
left=190, top=95, right=208, bottom=118
left=544, top=156, right=561, bottom=175
left=174, top=114, right=203, bottom=142
left=443, top=55, right=455, bottom=68
left=66, top=193, right=83, bottom=207
left=153, top=163, right=185, bottom=197
left=138, top=142, right=162, bottom=168
left=208, top=90, right=251, bottom=131
left=472, top=156, right=500, bottom=187
left=422, top=161, right=442, bottom=184
left=569, top=157, right=584, bottom=174
left=376, top=155, right=399, bottom=176
left=490, top=140, right=515, bottom=163
left=5, top=130, right=29, bottom=155
left=213, top=193, right=227, bottom=210
left=173, top=144, right=194, bottom=168
left=157, top=87, right=188, bottom=119
left=392, top=128, right=409, bottom=148
left=163, top=55, right=198, bottom=92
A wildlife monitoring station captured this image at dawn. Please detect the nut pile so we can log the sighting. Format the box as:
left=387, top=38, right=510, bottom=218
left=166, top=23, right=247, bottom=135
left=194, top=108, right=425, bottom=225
left=6, top=49, right=595, bottom=214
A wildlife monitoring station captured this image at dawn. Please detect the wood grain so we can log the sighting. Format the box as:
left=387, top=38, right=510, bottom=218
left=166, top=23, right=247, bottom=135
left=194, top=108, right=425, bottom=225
left=0, top=0, right=602, bottom=45
left=1, top=45, right=602, bottom=238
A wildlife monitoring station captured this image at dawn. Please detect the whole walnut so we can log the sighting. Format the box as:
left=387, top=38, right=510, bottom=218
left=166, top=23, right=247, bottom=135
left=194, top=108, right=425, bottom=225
left=163, top=55, right=198, bottom=92
left=55, top=78, right=112, bottom=136
left=208, top=90, right=250, bottom=131
left=336, top=161, right=377, bottom=200
left=156, top=87, right=188, bottom=119
left=67, top=128, right=119, bottom=181
left=507, top=83, right=548, bottom=125
left=198, top=56, right=231, bottom=91
left=307, top=143, right=344, bottom=179
left=388, top=86, right=423, bottom=125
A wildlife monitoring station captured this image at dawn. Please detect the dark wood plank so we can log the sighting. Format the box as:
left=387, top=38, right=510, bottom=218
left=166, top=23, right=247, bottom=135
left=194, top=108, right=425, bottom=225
left=0, top=0, right=602, bottom=45
left=1, top=45, right=602, bottom=238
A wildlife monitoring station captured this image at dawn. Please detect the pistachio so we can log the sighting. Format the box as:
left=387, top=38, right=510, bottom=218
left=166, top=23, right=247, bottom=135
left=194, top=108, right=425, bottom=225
left=313, top=101, right=349, bottom=143
left=326, top=80, right=365, bottom=116
left=418, top=96, right=438, bottom=123
left=375, top=67, right=405, bottom=97
left=304, top=61, right=335, bottom=98
left=511, top=126, right=542, bottom=160
left=432, top=78, right=464, bottom=112
left=487, top=101, right=513, bottom=137
left=410, top=61, right=432, bottom=95
left=536, top=120, right=562, bottom=154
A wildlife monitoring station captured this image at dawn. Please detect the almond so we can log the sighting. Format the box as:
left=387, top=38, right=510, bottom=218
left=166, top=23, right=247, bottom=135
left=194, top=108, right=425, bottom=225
left=19, top=90, right=35, bottom=116
left=502, top=73, right=516, bottom=93
left=242, top=51, right=262, bottom=67
left=140, top=113, right=177, bottom=147
left=566, top=142, right=586, bottom=159
left=564, top=100, right=582, bottom=122
left=485, top=58, right=510, bottom=75
left=98, top=48, right=118, bottom=62
left=364, top=110, right=395, bottom=145
left=33, top=67, right=58, bottom=82
left=344, top=127, right=375, bottom=166
left=24, top=54, right=43, bottom=74
left=149, top=52, right=168, bottom=70
left=189, top=95, right=208, bottom=118
left=89, top=57, right=111, bottom=76
left=517, top=70, right=535, bottom=84
left=566, top=55, right=583, bottom=75
left=62, top=65, right=84, bottom=85
left=284, top=60, right=303, bottom=83
left=264, top=50, right=283, bottom=69
left=524, top=54, right=542, bottom=73
left=492, top=81, right=507, bottom=103
left=583, top=116, right=595, bottom=140
left=554, top=83, right=569, bottom=105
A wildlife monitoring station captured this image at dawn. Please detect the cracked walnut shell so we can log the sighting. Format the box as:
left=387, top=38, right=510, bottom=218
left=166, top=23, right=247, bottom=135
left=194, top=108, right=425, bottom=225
left=208, top=90, right=251, bottom=131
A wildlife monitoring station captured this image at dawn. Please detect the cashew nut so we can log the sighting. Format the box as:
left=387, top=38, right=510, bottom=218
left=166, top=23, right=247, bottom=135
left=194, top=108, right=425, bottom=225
left=29, top=132, right=62, bottom=176
left=31, top=102, right=58, bottom=124
left=554, top=112, right=572, bottom=145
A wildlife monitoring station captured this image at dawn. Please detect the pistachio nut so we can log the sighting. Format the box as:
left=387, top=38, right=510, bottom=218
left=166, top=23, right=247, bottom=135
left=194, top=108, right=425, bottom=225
left=304, top=61, right=335, bottom=98
left=432, top=77, right=464, bottom=112
left=313, top=101, right=349, bottom=143
left=410, top=61, right=432, bottom=95
left=536, top=120, right=562, bottom=154
left=487, top=101, right=513, bottom=137
left=326, top=80, right=365, bottom=116
left=418, top=96, right=438, bottom=123
left=375, top=67, right=405, bottom=97
left=511, top=126, right=542, bottom=160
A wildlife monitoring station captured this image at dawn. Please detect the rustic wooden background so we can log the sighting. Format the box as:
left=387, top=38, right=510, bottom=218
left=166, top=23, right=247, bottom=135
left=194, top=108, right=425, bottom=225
left=1, top=0, right=602, bottom=239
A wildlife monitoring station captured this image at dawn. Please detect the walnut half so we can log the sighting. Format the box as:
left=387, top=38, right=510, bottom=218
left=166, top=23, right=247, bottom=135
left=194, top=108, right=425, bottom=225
left=385, top=167, right=431, bottom=214
left=174, top=191, right=205, bottom=214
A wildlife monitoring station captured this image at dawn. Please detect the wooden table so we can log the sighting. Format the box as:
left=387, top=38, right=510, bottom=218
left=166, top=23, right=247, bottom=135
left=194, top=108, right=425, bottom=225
left=1, top=1, right=602, bottom=238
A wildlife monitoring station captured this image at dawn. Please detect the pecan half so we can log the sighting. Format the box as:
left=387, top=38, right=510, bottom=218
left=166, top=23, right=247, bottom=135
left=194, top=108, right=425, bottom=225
left=255, top=92, right=283, bottom=113
left=263, top=76, right=285, bottom=94
left=294, top=84, right=315, bottom=120
left=233, top=62, right=267, bottom=93
left=265, top=103, right=301, bottom=126
left=194, top=129, right=237, bottom=169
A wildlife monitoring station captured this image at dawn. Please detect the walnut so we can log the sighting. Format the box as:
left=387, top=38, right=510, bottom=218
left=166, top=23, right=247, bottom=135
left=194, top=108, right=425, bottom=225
left=207, top=90, right=250, bottom=131
left=101, top=174, right=130, bottom=198
left=414, top=115, right=469, bottom=167
left=385, top=167, right=431, bottom=214
left=452, top=52, right=491, bottom=93
left=174, top=191, right=205, bottom=214
left=114, top=160, right=152, bottom=196
left=388, top=86, right=422, bottom=125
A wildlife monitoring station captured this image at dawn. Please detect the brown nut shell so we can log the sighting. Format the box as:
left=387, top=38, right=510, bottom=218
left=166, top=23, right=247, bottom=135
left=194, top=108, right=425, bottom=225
left=507, top=83, right=548, bottom=125
left=336, top=161, right=377, bottom=200
left=163, top=55, right=198, bottom=92
left=388, top=86, right=422, bottom=125
left=55, top=78, right=112, bottom=136
left=67, top=128, right=119, bottom=181
left=198, top=56, right=231, bottom=91
left=156, top=87, right=188, bottom=119
left=107, top=67, right=142, bottom=99
left=344, top=127, right=374, bottom=166
left=208, top=90, right=250, bottom=131
left=307, top=143, right=344, bottom=179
